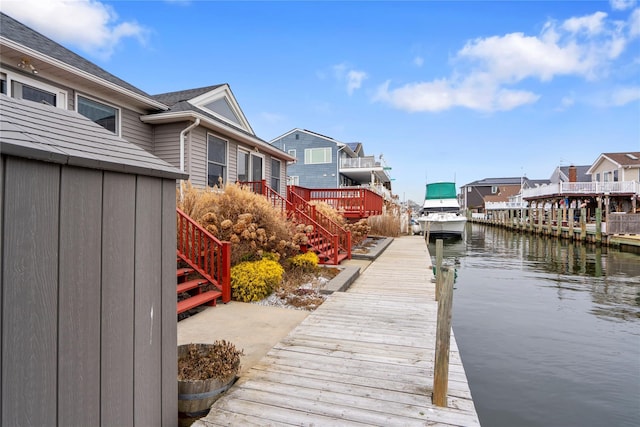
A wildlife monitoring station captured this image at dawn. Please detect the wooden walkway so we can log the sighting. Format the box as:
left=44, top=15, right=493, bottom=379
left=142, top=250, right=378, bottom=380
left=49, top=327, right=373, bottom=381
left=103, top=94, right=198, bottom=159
left=196, top=236, right=480, bottom=426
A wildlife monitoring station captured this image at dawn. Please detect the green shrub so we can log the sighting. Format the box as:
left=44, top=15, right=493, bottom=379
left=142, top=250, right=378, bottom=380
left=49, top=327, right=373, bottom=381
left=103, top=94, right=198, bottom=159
left=230, top=259, right=284, bottom=302
left=287, top=251, right=319, bottom=272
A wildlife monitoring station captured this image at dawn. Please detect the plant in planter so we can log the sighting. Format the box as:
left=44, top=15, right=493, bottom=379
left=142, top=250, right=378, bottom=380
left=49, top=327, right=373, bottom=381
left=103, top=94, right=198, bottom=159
left=177, top=341, right=244, bottom=426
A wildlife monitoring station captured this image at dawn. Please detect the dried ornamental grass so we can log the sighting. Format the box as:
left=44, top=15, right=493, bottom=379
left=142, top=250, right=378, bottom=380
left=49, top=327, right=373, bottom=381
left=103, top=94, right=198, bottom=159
left=178, top=341, right=244, bottom=381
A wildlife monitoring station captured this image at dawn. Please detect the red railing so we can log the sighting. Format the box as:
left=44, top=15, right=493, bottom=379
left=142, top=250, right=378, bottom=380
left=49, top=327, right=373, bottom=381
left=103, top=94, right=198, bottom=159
left=239, top=180, right=349, bottom=264
left=176, top=208, right=231, bottom=303
left=288, top=189, right=351, bottom=259
left=289, top=185, right=383, bottom=218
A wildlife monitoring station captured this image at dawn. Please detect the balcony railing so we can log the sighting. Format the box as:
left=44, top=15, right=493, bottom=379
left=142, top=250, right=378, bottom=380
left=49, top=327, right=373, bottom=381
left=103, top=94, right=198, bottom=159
left=340, top=156, right=379, bottom=169
left=485, top=201, right=528, bottom=210
left=522, top=181, right=639, bottom=199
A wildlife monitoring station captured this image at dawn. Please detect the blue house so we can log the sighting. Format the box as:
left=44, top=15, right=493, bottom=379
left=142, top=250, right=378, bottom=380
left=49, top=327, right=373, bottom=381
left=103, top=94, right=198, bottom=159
left=269, top=128, right=392, bottom=194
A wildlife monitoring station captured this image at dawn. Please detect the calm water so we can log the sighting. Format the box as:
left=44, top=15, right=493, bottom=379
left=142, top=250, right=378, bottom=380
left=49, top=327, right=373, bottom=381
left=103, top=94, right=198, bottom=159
left=431, top=224, right=640, bottom=427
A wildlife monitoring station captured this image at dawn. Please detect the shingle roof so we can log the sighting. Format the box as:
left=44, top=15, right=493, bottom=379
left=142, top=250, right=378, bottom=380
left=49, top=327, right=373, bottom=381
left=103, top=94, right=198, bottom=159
left=465, top=177, right=523, bottom=186
left=559, top=165, right=590, bottom=181
left=152, top=85, right=225, bottom=106
left=0, top=94, right=187, bottom=179
left=0, top=12, right=155, bottom=101
left=602, top=152, right=640, bottom=167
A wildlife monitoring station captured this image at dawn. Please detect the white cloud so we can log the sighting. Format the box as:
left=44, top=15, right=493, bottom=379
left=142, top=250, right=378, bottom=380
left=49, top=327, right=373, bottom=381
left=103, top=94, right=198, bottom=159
left=331, top=63, right=367, bottom=95
left=346, top=70, right=367, bottom=95
left=610, top=0, right=637, bottom=11
left=630, top=8, right=640, bottom=38
left=375, top=10, right=637, bottom=113
left=608, top=86, right=640, bottom=105
left=1, top=0, right=148, bottom=59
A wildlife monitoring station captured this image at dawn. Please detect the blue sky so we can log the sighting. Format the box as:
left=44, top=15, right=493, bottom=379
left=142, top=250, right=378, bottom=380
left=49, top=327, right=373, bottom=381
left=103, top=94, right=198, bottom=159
left=3, top=0, right=639, bottom=203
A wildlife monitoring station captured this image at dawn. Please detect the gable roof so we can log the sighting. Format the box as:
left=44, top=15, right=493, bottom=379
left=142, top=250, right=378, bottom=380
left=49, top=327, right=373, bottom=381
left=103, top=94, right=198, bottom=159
left=0, top=12, right=166, bottom=110
left=153, top=85, right=225, bottom=106
left=269, top=128, right=358, bottom=157
left=558, top=165, right=590, bottom=182
left=0, top=94, right=186, bottom=179
left=586, top=151, right=640, bottom=176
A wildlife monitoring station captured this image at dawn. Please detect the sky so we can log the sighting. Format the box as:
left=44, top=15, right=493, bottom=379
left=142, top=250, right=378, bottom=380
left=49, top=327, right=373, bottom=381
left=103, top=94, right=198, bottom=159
left=2, top=0, right=639, bottom=204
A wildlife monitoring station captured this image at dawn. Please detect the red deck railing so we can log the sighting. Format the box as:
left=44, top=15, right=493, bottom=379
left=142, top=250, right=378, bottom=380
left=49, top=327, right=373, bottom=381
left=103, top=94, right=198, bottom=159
left=289, top=185, right=383, bottom=219
left=176, top=208, right=231, bottom=303
left=238, top=180, right=350, bottom=264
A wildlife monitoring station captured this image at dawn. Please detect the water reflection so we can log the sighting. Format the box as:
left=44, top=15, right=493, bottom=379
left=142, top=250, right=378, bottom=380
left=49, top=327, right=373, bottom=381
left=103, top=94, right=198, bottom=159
left=445, top=223, right=640, bottom=427
left=453, top=224, right=640, bottom=322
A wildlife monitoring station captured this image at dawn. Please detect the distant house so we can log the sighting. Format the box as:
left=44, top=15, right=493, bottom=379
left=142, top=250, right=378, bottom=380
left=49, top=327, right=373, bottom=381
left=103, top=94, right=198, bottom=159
left=269, top=128, right=392, bottom=196
left=0, top=12, right=294, bottom=194
left=586, top=152, right=640, bottom=183
left=550, top=165, right=590, bottom=184
left=460, top=177, right=542, bottom=212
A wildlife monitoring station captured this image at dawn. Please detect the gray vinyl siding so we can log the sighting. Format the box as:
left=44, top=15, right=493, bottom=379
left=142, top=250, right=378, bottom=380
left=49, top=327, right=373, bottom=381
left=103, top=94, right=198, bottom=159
left=271, top=132, right=338, bottom=188
left=190, top=128, right=207, bottom=187
left=0, top=156, right=178, bottom=426
left=228, top=139, right=238, bottom=185
left=122, top=107, right=153, bottom=151
left=154, top=122, right=188, bottom=169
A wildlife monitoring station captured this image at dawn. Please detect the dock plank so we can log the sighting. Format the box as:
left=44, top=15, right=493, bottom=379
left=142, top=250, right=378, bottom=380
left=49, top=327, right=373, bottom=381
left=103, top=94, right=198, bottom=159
left=196, top=236, right=480, bottom=426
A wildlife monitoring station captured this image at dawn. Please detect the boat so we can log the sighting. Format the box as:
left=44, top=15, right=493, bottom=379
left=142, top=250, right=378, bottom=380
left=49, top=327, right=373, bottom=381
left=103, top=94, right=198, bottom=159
left=417, top=182, right=467, bottom=238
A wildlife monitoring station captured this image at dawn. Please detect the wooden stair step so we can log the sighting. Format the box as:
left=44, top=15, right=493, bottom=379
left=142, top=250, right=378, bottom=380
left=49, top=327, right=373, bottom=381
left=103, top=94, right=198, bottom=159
left=177, top=290, right=222, bottom=314
left=177, top=267, right=194, bottom=278
left=177, top=278, right=207, bottom=294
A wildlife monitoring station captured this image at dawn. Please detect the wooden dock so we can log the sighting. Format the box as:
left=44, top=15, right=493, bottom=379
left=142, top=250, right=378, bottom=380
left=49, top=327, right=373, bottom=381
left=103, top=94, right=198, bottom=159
left=195, top=236, right=480, bottom=426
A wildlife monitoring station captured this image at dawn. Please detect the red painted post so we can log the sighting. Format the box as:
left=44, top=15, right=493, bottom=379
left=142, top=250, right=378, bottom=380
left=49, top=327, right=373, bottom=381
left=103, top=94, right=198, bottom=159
left=346, top=230, right=352, bottom=259
left=221, top=241, right=231, bottom=303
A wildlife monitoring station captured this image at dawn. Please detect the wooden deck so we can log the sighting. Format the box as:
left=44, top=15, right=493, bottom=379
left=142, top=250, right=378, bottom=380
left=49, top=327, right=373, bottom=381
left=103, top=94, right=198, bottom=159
left=195, top=236, right=480, bottom=426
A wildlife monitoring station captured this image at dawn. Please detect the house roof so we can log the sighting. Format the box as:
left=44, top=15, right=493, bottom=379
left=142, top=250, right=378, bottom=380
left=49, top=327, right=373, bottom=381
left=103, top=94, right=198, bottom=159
left=346, top=142, right=364, bottom=155
left=0, top=12, right=165, bottom=110
left=269, top=128, right=358, bottom=157
left=0, top=94, right=187, bottom=179
left=152, top=85, right=226, bottom=106
left=558, top=165, right=590, bottom=182
left=586, top=151, right=640, bottom=175
left=483, top=185, right=522, bottom=203
left=464, top=177, right=524, bottom=186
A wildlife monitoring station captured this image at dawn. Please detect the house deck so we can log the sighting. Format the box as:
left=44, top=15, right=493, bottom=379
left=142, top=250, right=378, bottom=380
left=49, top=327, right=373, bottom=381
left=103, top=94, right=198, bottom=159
left=195, top=236, right=480, bottom=426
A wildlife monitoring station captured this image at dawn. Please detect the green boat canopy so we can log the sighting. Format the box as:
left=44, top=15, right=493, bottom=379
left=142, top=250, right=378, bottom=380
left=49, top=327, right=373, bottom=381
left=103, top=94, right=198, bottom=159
left=425, top=182, right=457, bottom=200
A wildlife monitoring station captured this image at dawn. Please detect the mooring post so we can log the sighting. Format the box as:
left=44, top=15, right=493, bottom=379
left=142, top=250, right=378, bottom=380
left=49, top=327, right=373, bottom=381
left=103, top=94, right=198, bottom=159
left=433, top=267, right=454, bottom=407
left=435, top=238, right=443, bottom=301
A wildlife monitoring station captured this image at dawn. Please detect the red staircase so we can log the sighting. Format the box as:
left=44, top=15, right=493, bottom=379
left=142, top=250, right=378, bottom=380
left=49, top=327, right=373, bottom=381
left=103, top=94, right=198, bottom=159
left=176, top=208, right=231, bottom=314
left=240, top=181, right=351, bottom=265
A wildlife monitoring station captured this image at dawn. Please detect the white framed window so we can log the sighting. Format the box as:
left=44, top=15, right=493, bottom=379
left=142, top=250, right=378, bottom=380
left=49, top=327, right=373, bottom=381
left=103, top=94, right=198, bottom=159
left=207, top=134, right=228, bottom=187
left=491, top=186, right=498, bottom=194
left=287, top=149, right=296, bottom=158
left=288, top=176, right=299, bottom=186
left=237, top=148, right=249, bottom=182
left=1, top=67, right=67, bottom=108
left=77, top=94, right=120, bottom=135
left=271, top=158, right=281, bottom=190
left=304, top=147, right=332, bottom=164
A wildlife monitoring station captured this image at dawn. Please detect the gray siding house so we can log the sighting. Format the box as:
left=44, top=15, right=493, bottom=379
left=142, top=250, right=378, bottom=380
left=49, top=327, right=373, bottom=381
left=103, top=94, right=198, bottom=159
left=1, top=94, right=187, bottom=426
left=270, top=128, right=392, bottom=194
left=0, top=12, right=294, bottom=194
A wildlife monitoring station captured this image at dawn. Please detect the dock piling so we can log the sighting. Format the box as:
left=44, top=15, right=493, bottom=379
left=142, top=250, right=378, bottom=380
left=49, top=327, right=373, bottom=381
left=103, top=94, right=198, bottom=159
left=433, top=267, right=455, bottom=407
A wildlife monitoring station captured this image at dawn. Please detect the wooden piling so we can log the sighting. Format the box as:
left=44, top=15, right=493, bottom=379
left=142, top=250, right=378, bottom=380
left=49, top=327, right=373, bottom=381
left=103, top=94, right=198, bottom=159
left=435, top=238, right=443, bottom=301
left=433, top=267, right=455, bottom=407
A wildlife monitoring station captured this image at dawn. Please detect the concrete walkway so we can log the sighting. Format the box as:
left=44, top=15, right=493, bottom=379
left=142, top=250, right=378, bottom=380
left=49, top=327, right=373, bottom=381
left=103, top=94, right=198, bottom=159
left=190, top=236, right=480, bottom=426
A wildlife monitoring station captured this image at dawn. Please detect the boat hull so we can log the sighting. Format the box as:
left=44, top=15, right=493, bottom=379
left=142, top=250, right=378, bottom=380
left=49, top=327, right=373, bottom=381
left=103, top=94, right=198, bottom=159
left=417, top=214, right=467, bottom=238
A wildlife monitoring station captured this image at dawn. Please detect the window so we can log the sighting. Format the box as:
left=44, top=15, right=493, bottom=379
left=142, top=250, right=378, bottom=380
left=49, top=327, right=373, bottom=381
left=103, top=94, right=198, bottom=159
left=13, top=81, right=56, bottom=105
left=467, top=187, right=472, bottom=193
left=1, top=69, right=67, bottom=107
left=77, top=95, right=119, bottom=134
left=288, top=176, right=299, bottom=186
left=304, top=147, right=332, bottom=164
left=251, top=154, right=263, bottom=181
left=491, top=186, right=498, bottom=194
left=207, top=134, right=227, bottom=187
left=613, top=170, right=619, bottom=182
left=595, top=173, right=600, bottom=182
left=288, top=149, right=296, bottom=158
left=271, top=159, right=281, bottom=190
left=237, top=149, right=249, bottom=182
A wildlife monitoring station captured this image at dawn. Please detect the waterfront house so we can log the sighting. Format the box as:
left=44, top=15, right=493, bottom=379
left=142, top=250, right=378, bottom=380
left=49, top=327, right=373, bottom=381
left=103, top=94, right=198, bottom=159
left=550, top=164, right=591, bottom=184
left=460, top=177, right=545, bottom=213
left=269, top=128, right=393, bottom=199
left=0, top=12, right=294, bottom=193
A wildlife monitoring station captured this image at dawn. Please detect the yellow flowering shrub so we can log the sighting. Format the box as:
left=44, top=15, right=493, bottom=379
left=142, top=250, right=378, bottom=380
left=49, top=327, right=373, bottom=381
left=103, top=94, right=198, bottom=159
left=287, top=251, right=319, bottom=272
left=230, top=259, right=284, bottom=302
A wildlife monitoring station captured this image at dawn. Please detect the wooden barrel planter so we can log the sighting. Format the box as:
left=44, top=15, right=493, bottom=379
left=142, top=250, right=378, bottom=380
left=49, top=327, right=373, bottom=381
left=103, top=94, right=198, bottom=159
left=178, top=343, right=241, bottom=426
